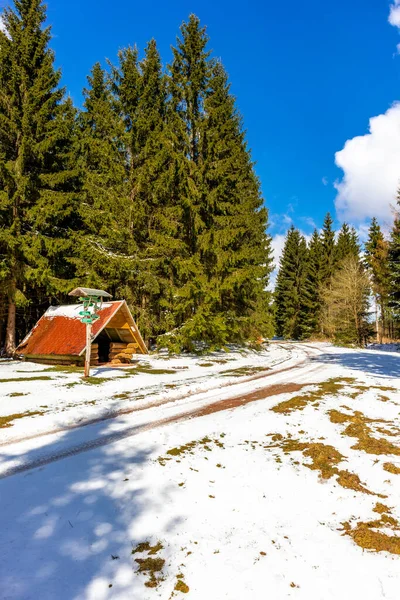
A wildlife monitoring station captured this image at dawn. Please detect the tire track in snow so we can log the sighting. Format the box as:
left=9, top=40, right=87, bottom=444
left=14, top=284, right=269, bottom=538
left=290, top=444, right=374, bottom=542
left=0, top=344, right=325, bottom=480
left=0, top=342, right=305, bottom=448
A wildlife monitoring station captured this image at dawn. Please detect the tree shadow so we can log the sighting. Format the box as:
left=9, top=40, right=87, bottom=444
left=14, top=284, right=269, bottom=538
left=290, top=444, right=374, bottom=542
left=312, top=349, right=400, bottom=380
left=0, top=416, right=179, bottom=599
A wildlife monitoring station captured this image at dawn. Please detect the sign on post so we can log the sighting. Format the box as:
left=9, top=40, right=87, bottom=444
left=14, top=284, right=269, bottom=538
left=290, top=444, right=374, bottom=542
left=68, top=288, right=113, bottom=379
left=79, top=296, right=101, bottom=378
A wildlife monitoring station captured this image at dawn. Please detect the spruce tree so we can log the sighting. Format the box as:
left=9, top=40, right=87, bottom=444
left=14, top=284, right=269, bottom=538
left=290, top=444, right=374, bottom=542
left=196, top=59, right=273, bottom=344
left=365, top=218, right=390, bottom=341
left=300, top=229, right=323, bottom=337
left=124, top=40, right=186, bottom=341
left=76, top=63, right=133, bottom=294
left=320, top=212, right=337, bottom=283
left=163, top=14, right=210, bottom=347
left=388, top=213, right=400, bottom=329
left=275, top=227, right=308, bottom=339
left=0, top=0, right=79, bottom=354
left=336, top=223, right=360, bottom=262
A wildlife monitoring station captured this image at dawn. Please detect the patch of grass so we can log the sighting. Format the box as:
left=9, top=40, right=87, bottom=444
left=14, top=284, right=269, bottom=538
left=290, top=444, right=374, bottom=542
left=132, top=541, right=163, bottom=555
left=132, top=541, right=165, bottom=588
left=7, top=392, right=27, bottom=397
left=158, top=436, right=225, bottom=465
left=83, top=376, right=112, bottom=385
left=329, top=410, right=400, bottom=456
left=113, top=392, right=130, bottom=400
left=175, top=579, right=190, bottom=593
left=0, top=410, right=44, bottom=428
left=373, top=502, right=391, bottom=514
left=271, top=378, right=357, bottom=414
left=198, top=362, right=214, bottom=367
left=0, top=376, right=52, bottom=383
left=342, top=508, right=400, bottom=555
left=44, top=365, right=82, bottom=373
left=383, top=462, right=400, bottom=475
left=265, top=436, right=375, bottom=495
left=221, top=366, right=269, bottom=377
left=125, top=365, right=177, bottom=375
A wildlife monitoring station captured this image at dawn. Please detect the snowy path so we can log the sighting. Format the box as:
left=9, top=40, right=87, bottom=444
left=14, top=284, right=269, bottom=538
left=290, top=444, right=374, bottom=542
left=1, top=343, right=400, bottom=600
left=0, top=344, right=322, bottom=479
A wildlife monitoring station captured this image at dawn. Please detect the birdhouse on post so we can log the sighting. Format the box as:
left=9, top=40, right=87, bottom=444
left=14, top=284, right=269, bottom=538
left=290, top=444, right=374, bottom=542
left=68, top=287, right=113, bottom=377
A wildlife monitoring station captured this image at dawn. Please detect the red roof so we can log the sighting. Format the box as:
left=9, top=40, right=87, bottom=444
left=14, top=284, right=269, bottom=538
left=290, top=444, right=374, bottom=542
left=17, top=301, right=124, bottom=357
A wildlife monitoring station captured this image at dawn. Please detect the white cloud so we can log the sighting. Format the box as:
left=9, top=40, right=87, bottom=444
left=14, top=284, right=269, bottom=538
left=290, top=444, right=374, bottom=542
left=271, top=234, right=286, bottom=271
left=322, top=176, right=328, bottom=186
left=300, top=216, right=317, bottom=229
left=334, top=102, right=400, bottom=224
left=389, top=1, right=400, bottom=28
left=0, top=17, right=5, bottom=34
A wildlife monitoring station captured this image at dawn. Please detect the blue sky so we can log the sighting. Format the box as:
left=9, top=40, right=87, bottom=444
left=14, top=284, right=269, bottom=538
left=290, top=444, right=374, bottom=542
left=2, top=0, right=400, bottom=242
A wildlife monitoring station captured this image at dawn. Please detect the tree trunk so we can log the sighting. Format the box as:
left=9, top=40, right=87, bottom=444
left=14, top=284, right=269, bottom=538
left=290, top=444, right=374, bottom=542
left=5, top=280, right=17, bottom=356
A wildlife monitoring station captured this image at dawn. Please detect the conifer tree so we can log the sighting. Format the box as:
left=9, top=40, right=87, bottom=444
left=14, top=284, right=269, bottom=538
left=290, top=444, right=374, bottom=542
left=76, top=63, right=133, bottom=294
left=300, top=229, right=323, bottom=337
left=164, top=14, right=210, bottom=344
left=195, top=60, right=273, bottom=345
left=275, top=227, right=308, bottom=339
left=336, top=223, right=360, bottom=262
left=365, top=218, right=390, bottom=341
left=124, top=40, right=186, bottom=340
left=320, top=212, right=337, bottom=283
left=388, top=213, right=400, bottom=329
left=0, top=0, right=79, bottom=354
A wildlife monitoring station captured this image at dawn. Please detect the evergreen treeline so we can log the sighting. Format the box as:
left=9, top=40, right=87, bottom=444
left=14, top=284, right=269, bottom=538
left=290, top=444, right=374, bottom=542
left=0, top=0, right=273, bottom=353
left=274, top=210, right=400, bottom=345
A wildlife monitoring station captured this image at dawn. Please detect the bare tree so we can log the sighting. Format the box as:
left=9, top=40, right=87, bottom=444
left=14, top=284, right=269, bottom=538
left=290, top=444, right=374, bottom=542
left=320, top=256, right=372, bottom=346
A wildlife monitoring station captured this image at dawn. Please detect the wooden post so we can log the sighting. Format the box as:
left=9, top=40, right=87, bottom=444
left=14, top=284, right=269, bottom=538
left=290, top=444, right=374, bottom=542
left=84, top=323, right=92, bottom=378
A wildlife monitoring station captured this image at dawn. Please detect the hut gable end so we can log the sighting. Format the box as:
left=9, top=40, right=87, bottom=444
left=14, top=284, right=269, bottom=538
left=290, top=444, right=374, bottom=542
left=16, top=301, right=147, bottom=363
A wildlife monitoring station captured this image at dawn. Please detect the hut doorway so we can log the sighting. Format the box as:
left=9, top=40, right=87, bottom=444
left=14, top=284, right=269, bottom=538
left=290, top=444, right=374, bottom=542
left=96, top=333, right=111, bottom=364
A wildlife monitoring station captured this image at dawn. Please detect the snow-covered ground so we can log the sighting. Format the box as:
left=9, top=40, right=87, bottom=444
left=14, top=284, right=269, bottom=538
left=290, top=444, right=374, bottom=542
left=0, top=343, right=400, bottom=599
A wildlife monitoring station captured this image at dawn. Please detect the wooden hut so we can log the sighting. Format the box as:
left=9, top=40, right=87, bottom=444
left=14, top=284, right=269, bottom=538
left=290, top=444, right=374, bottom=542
left=15, top=299, right=147, bottom=366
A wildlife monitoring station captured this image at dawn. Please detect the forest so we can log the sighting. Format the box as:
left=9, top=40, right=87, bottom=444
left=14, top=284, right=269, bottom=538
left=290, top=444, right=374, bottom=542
left=0, top=0, right=399, bottom=354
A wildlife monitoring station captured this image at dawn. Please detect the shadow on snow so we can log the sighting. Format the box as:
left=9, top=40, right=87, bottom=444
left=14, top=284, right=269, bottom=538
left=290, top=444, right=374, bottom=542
left=312, top=348, right=400, bottom=380
left=0, top=414, right=180, bottom=600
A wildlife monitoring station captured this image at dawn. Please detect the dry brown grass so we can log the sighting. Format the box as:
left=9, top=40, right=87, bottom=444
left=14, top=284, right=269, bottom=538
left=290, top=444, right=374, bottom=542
left=271, top=378, right=357, bottom=414
left=0, top=410, right=44, bottom=428
left=132, top=541, right=165, bottom=588
left=328, top=410, right=400, bottom=456
left=383, top=462, right=400, bottom=475
left=158, top=435, right=225, bottom=466
left=342, top=504, right=400, bottom=555
left=265, top=436, right=375, bottom=494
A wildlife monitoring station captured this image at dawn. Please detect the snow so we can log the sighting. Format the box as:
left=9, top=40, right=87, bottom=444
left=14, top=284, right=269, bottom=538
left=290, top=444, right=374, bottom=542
left=367, top=343, right=400, bottom=353
left=45, top=302, right=115, bottom=319
left=0, top=342, right=400, bottom=599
